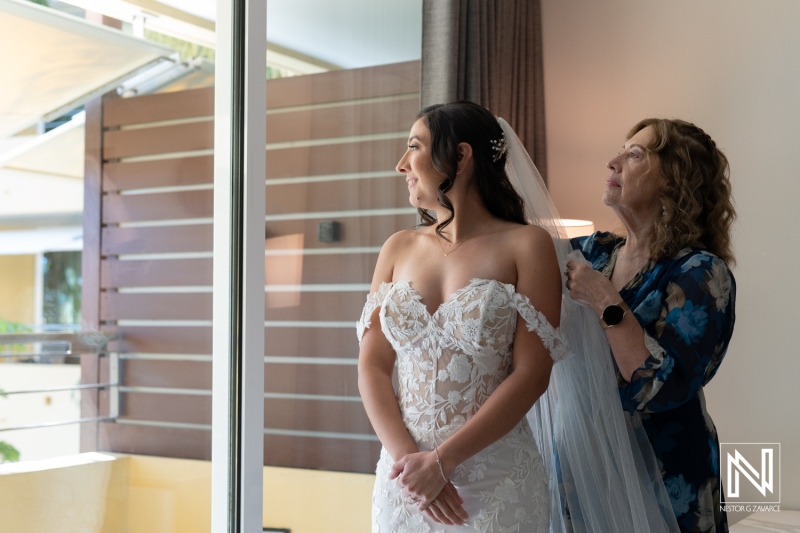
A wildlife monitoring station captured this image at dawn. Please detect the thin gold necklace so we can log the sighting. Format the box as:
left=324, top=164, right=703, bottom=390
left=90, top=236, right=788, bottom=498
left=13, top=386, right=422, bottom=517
left=434, top=222, right=490, bottom=257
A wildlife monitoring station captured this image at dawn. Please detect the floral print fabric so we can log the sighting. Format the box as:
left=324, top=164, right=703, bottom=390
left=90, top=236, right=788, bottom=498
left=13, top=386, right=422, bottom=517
left=573, top=232, right=735, bottom=533
left=357, top=278, right=565, bottom=532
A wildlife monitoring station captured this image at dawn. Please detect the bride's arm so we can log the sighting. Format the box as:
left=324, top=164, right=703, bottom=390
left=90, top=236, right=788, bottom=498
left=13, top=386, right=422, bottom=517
left=358, top=234, right=419, bottom=462
left=390, top=225, right=561, bottom=509
left=359, top=233, right=469, bottom=526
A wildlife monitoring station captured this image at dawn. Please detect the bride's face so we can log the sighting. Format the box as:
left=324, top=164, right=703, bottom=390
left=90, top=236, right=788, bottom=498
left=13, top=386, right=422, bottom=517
left=396, top=118, right=446, bottom=210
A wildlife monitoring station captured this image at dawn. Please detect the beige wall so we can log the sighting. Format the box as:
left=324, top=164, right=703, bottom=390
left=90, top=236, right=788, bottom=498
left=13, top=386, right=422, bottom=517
left=0, top=254, right=36, bottom=325
left=0, top=453, right=128, bottom=533
left=0, top=454, right=374, bottom=533
left=541, top=0, right=800, bottom=521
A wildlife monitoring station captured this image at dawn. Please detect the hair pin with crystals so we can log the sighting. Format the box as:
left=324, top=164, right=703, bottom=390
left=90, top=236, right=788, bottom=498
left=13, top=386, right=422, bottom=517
left=490, top=135, right=507, bottom=162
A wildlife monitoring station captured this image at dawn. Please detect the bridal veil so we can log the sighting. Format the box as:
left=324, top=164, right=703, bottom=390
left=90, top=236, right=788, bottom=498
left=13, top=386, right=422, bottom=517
left=498, top=118, right=680, bottom=533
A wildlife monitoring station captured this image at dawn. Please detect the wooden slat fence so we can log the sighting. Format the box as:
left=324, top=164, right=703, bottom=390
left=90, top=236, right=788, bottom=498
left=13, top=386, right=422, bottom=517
left=82, top=61, right=420, bottom=472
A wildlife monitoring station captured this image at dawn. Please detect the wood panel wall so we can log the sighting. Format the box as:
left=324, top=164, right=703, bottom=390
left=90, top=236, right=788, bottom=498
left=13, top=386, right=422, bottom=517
left=82, top=61, right=420, bottom=473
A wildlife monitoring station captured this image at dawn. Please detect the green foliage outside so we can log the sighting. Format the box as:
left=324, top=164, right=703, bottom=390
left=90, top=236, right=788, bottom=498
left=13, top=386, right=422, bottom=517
left=27, top=0, right=48, bottom=6
left=0, top=390, right=20, bottom=463
left=42, top=251, right=82, bottom=325
left=0, top=319, right=32, bottom=354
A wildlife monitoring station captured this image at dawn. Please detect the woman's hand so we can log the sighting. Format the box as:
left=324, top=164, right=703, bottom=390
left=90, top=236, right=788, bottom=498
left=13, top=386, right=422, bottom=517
left=424, top=481, right=468, bottom=526
left=389, top=451, right=448, bottom=509
left=565, top=259, right=621, bottom=315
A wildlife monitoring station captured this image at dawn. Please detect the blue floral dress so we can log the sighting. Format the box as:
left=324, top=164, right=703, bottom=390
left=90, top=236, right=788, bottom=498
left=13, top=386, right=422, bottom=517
left=572, top=232, right=735, bottom=533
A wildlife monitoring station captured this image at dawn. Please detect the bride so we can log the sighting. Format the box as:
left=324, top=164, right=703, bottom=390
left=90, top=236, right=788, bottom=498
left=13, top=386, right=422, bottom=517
left=357, top=101, right=680, bottom=532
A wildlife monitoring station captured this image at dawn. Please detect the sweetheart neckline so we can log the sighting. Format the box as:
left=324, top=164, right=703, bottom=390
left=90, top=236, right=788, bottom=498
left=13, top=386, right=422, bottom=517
left=388, top=278, right=517, bottom=318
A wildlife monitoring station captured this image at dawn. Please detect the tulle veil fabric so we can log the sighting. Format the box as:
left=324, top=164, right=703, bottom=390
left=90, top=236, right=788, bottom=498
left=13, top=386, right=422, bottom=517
left=498, top=118, right=680, bottom=533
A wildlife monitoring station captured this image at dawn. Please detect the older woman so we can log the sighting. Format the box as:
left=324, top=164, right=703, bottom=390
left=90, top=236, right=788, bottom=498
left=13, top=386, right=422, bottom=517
left=565, top=118, right=736, bottom=533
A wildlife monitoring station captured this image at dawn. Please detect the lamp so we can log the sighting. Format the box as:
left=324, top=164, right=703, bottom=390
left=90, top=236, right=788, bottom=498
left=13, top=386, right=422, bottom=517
left=560, top=219, right=595, bottom=239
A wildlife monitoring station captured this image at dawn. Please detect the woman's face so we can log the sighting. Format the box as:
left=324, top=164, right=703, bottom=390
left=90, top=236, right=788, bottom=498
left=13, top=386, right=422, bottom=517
left=603, top=125, right=663, bottom=218
left=396, top=118, right=446, bottom=210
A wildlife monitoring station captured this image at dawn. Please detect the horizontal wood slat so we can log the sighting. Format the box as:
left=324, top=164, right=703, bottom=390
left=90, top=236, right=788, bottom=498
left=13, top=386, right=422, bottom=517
left=264, top=292, right=366, bottom=322
left=101, top=176, right=408, bottom=224
left=266, top=60, right=419, bottom=109
left=122, top=393, right=210, bottom=425
left=106, top=326, right=212, bottom=355
left=121, top=394, right=371, bottom=435
left=101, top=258, right=213, bottom=288
left=264, top=363, right=359, bottom=397
left=101, top=253, right=377, bottom=288
left=102, top=190, right=211, bottom=224
left=104, top=155, right=213, bottom=192
left=122, top=359, right=210, bottom=389
left=121, top=360, right=358, bottom=397
left=108, top=326, right=360, bottom=358
left=264, top=434, right=380, bottom=473
left=266, top=97, right=417, bottom=143
left=101, top=292, right=210, bottom=321
left=101, top=224, right=213, bottom=255
left=101, top=291, right=365, bottom=322
left=101, top=137, right=406, bottom=189
left=293, top=252, right=378, bottom=285
left=102, top=423, right=210, bottom=460
left=264, top=398, right=372, bottom=434
left=265, top=138, right=407, bottom=180
left=103, top=121, right=213, bottom=160
left=265, top=176, right=408, bottom=216
left=103, top=87, right=214, bottom=127
left=264, top=328, right=359, bottom=360
left=102, top=214, right=414, bottom=255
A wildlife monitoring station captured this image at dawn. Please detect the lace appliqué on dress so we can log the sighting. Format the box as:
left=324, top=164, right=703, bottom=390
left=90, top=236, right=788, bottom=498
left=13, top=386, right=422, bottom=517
left=358, top=278, right=559, bottom=532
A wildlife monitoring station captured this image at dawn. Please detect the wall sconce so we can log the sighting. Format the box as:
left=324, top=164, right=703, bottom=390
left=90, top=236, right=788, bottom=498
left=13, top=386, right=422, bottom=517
left=317, top=220, right=341, bottom=243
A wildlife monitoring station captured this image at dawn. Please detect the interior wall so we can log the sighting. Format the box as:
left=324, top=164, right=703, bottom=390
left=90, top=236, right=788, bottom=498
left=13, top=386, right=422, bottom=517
left=541, top=0, right=800, bottom=521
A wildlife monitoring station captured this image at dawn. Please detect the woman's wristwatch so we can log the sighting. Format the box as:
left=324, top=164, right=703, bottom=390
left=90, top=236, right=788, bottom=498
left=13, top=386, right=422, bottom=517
left=600, top=301, right=631, bottom=329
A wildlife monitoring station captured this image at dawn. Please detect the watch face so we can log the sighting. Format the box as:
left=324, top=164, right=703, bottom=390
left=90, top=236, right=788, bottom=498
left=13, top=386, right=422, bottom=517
left=602, top=304, right=625, bottom=326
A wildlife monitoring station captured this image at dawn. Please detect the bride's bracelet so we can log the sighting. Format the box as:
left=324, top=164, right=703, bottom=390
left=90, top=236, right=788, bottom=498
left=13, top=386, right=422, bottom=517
left=433, top=447, right=448, bottom=482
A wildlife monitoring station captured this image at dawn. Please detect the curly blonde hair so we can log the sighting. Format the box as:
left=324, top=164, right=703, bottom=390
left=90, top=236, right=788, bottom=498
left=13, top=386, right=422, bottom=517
left=628, top=118, right=736, bottom=266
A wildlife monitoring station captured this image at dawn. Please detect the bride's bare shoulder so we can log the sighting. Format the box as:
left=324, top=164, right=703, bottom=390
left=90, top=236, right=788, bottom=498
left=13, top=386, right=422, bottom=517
left=381, top=228, right=426, bottom=255
left=502, top=223, right=553, bottom=248
left=503, top=224, right=557, bottom=266
left=371, top=229, right=427, bottom=286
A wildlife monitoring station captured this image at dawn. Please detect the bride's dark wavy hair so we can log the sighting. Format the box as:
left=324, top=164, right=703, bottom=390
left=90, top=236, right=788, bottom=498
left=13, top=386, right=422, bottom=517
left=415, top=101, right=527, bottom=237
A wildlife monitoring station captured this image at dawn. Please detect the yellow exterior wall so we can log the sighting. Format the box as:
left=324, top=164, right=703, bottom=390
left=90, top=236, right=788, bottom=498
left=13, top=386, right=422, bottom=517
left=127, top=455, right=374, bottom=533
left=0, top=254, right=36, bottom=325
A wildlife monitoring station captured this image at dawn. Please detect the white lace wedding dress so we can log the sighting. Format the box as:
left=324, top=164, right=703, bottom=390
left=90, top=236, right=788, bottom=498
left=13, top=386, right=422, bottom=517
left=357, top=277, right=567, bottom=533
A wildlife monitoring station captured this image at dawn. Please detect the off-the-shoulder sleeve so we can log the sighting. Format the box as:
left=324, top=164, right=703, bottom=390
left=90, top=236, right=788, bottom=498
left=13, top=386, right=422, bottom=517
left=356, top=282, right=393, bottom=343
left=511, top=293, right=569, bottom=362
left=620, top=253, right=736, bottom=413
